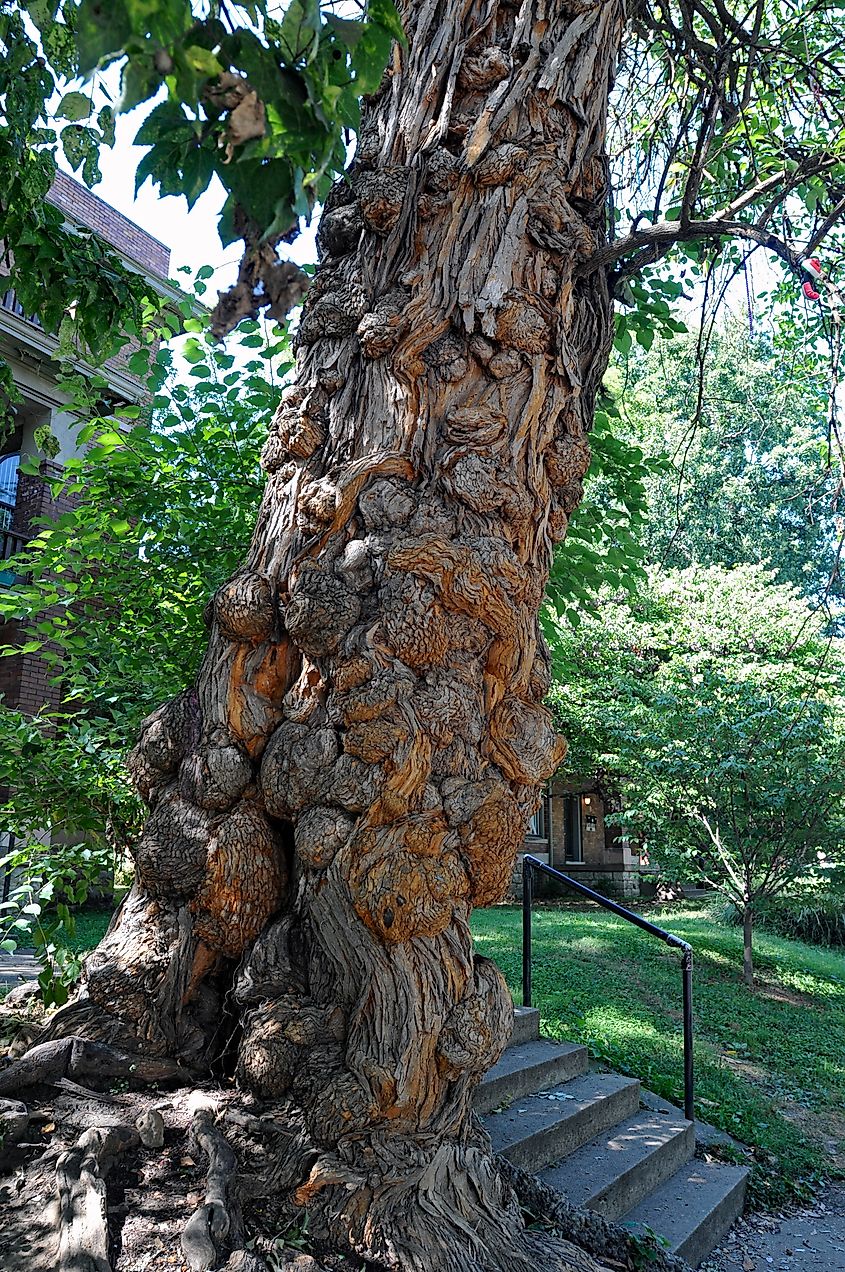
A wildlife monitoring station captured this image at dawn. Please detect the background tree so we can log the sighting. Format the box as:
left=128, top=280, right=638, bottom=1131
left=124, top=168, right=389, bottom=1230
left=1, top=307, right=287, bottom=724
left=549, top=565, right=845, bottom=985
left=612, top=323, right=843, bottom=605
left=3, top=0, right=845, bottom=1270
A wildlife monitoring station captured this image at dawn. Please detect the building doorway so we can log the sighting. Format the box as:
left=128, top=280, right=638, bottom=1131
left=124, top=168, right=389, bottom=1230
left=563, top=794, right=583, bottom=863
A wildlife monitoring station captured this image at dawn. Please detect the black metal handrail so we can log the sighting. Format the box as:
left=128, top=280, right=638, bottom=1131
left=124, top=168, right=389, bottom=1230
left=522, top=854, right=695, bottom=1122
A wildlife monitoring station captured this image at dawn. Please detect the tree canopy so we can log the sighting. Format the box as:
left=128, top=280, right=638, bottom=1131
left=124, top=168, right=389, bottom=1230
left=0, top=0, right=402, bottom=356
left=612, top=323, right=844, bottom=606
left=4, top=0, right=845, bottom=353
left=549, top=564, right=845, bottom=978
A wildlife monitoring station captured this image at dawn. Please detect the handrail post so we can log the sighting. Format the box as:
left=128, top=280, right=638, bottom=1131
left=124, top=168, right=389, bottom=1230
left=522, top=856, right=533, bottom=1008
left=682, top=946, right=694, bottom=1122
left=518, top=854, right=693, bottom=1124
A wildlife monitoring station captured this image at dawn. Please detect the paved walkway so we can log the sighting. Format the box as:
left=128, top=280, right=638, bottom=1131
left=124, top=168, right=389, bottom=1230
left=0, top=949, right=39, bottom=991
left=702, top=1186, right=845, bottom=1272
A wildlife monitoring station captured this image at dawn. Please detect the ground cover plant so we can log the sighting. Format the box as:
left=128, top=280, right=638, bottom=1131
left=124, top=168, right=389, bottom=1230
left=724, top=892, right=845, bottom=950
left=472, top=904, right=845, bottom=1209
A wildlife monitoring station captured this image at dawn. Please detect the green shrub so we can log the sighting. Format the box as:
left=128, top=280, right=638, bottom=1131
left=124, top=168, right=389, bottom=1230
left=719, top=893, right=845, bottom=948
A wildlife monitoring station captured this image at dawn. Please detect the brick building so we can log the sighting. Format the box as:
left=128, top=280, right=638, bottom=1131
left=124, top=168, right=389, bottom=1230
left=518, top=777, right=643, bottom=899
left=0, top=170, right=174, bottom=718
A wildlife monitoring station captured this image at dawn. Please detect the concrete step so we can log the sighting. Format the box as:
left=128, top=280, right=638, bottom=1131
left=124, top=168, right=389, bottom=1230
left=539, top=1110, right=695, bottom=1220
left=510, top=1005, right=540, bottom=1047
left=474, top=1039, right=588, bottom=1115
left=621, top=1160, right=750, bottom=1268
left=483, top=1071, right=641, bottom=1173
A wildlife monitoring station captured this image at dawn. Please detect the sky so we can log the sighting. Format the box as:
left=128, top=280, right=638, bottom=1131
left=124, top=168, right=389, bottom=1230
left=61, top=64, right=817, bottom=367
left=56, top=46, right=790, bottom=338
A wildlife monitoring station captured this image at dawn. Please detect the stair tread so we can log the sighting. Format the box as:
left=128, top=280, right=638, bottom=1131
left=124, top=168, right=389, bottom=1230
left=539, top=1110, right=694, bottom=1212
left=511, top=1006, right=541, bottom=1047
left=621, top=1160, right=750, bottom=1262
left=480, top=1039, right=587, bottom=1086
left=474, top=1038, right=589, bottom=1116
left=484, top=1071, right=640, bottom=1157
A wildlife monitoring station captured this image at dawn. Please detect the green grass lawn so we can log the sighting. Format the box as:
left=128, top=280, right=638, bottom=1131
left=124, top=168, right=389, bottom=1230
left=472, top=903, right=845, bottom=1209
left=65, top=908, right=113, bottom=952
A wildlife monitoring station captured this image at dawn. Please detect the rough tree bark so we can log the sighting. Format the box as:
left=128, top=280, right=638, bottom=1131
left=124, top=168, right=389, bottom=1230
left=40, top=2, right=625, bottom=1267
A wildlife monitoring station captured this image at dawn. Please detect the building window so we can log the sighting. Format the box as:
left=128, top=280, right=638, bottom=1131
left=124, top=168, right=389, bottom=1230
left=563, top=795, right=583, bottom=863
left=0, top=453, right=20, bottom=530
left=526, top=795, right=547, bottom=840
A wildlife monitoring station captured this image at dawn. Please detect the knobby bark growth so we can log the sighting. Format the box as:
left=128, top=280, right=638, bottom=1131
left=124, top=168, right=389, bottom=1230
left=40, top=2, right=625, bottom=1267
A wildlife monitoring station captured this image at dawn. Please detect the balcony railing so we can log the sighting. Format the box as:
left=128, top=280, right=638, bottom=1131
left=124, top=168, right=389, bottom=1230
left=1, top=527, right=28, bottom=560
left=0, top=527, right=28, bottom=584
left=1, top=288, right=42, bottom=329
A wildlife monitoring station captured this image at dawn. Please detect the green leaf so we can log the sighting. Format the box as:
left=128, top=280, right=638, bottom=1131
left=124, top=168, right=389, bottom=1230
left=25, top=0, right=60, bottom=34
left=61, top=124, right=101, bottom=181
left=277, top=0, right=321, bottom=64
left=135, top=99, right=191, bottom=147
left=368, top=0, right=406, bottom=44
left=75, top=0, right=133, bottom=73
left=57, top=90, right=92, bottom=122
left=351, top=21, right=392, bottom=93
left=97, top=104, right=116, bottom=146
left=183, top=44, right=223, bottom=80
left=119, top=53, right=160, bottom=112
left=614, top=324, right=632, bottom=355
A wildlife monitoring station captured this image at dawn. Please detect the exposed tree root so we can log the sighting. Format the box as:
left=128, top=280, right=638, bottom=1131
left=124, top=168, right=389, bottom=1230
left=0, top=1095, right=30, bottom=1153
left=181, top=1095, right=241, bottom=1271
left=299, top=1134, right=619, bottom=1272
left=0, top=1076, right=692, bottom=1272
left=0, top=1035, right=192, bottom=1095
left=221, top=1253, right=272, bottom=1272
left=55, top=1123, right=139, bottom=1272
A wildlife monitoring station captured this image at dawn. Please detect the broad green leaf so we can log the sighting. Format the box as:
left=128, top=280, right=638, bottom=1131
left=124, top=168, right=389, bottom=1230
left=277, top=0, right=321, bottom=64
left=57, top=90, right=92, bottom=122
left=75, top=0, right=133, bottom=73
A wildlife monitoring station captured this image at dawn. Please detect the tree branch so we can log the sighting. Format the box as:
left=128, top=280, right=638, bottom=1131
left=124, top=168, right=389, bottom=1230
left=580, top=216, right=803, bottom=285
left=806, top=195, right=845, bottom=256
left=582, top=153, right=845, bottom=290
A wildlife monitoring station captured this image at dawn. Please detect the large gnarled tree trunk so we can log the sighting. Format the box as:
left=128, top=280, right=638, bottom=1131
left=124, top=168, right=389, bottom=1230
left=43, top=2, right=623, bottom=1266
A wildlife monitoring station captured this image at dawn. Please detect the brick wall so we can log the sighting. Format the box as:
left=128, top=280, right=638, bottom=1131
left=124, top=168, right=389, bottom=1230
left=0, top=462, right=76, bottom=716
left=2, top=175, right=172, bottom=721
left=48, top=171, right=173, bottom=394
left=48, top=170, right=170, bottom=278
